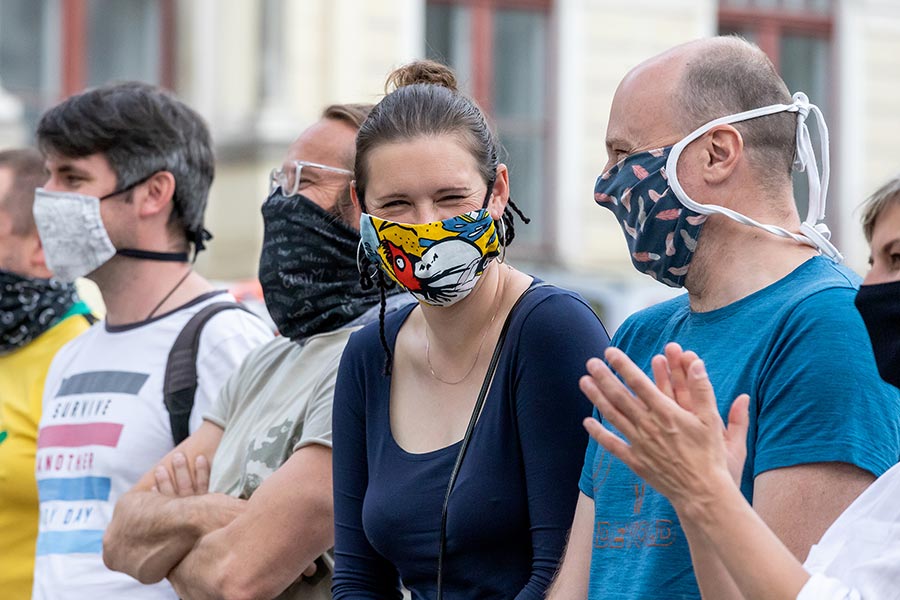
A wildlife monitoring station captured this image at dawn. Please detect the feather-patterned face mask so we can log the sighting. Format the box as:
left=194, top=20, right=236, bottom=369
left=596, top=93, right=843, bottom=289
left=594, top=146, right=707, bottom=288
left=596, top=92, right=843, bottom=289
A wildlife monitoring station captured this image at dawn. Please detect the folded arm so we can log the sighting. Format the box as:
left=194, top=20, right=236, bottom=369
left=168, top=443, right=334, bottom=600
left=103, top=421, right=233, bottom=583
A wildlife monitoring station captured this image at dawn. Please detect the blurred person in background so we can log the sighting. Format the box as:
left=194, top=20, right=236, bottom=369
left=31, top=82, right=272, bottom=600
left=578, top=173, right=900, bottom=599
left=104, top=103, right=409, bottom=600
left=331, top=60, right=610, bottom=599
left=548, top=36, right=900, bottom=600
left=0, top=148, right=94, bottom=600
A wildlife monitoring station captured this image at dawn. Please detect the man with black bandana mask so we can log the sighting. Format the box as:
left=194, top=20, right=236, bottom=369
left=104, top=103, right=409, bottom=600
left=0, top=148, right=94, bottom=600
left=31, top=83, right=273, bottom=600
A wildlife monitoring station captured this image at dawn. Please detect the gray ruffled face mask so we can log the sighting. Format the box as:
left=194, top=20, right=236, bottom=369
left=33, top=177, right=193, bottom=282
left=33, top=188, right=118, bottom=283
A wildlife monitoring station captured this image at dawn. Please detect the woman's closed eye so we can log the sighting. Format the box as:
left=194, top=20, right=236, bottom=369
left=379, top=198, right=410, bottom=209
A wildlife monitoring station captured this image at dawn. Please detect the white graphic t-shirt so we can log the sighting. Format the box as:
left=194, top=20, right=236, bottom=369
left=32, top=291, right=273, bottom=600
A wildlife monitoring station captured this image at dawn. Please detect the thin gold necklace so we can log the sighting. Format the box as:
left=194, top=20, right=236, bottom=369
left=425, top=265, right=511, bottom=385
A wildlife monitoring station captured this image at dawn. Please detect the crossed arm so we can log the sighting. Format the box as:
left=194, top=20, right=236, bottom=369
left=167, top=443, right=333, bottom=600
left=103, top=421, right=334, bottom=599
left=547, top=345, right=875, bottom=600
left=103, top=421, right=237, bottom=583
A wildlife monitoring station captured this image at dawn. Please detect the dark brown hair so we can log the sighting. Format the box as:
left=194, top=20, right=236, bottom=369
left=356, top=60, right=500, bottom=196
left=37, top=81, right=214, bottom=249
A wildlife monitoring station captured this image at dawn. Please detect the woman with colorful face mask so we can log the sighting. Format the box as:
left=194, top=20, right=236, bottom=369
left=579, top=175, right=900, bottom=600
left=331, top=61, right=611, bottom=600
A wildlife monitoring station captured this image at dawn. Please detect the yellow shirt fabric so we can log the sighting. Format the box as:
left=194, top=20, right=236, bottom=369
left=0, top=315, right=91, bottom=599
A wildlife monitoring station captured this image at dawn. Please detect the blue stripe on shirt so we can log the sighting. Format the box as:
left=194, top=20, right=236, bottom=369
left=36, top=530, right=104, bottom=556
left=38, top=476, right=111, bottom=501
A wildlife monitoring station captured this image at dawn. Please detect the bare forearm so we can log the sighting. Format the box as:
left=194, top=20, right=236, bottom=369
left=169, top=445, right=334, bottom=600
left=678, top=478, right=810, bottom=600
left=546, top=494, right=594, bottom=600
left=103, top=492, right=212, bottom=583
left=169, top=500, right=332, bottom=600
left=678, top=511, right=745, bottom=600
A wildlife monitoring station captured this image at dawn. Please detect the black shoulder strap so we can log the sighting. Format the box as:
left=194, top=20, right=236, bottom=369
left=436, top=282, right=548, bottom=599
left=163, top=301, right=254, bottom=446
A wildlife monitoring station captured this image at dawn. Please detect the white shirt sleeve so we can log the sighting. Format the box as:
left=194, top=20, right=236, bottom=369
left=797, top=463, right=900, bottom=600
left=191, top=310, right=273, bottom=433
left=797, top=574, right=861, bottom=600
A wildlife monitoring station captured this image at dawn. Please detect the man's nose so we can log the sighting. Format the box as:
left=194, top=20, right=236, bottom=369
left=41, top=178, right=64, bottom=192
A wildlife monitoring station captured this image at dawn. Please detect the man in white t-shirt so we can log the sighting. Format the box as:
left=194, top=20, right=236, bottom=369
left=30, top=82, right=273, bottom=600
left=103, top=104, right=409, bottom=600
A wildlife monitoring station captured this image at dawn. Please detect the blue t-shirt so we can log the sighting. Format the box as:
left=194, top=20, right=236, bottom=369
left=579, top=256, right=900, bottom=600
left=332, top=284, right=610, bottom=600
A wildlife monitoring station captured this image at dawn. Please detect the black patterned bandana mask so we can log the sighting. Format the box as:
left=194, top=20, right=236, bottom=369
left=259, top=190, right=383, bottom=341
left=0, top=270, right=78, bottom=354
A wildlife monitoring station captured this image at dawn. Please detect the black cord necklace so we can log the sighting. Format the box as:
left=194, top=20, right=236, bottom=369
left=145, top=268, right=192, bottom=320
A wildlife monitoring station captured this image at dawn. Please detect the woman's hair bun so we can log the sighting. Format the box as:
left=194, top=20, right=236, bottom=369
left=385, top=60, right=458, bottom=93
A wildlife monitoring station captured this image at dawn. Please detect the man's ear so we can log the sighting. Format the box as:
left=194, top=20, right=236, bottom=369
left=702, top=125, right=743, bottom=185
left=138, top=171, right=177, bottom=218
left=487, top=164, right=510, bottom=221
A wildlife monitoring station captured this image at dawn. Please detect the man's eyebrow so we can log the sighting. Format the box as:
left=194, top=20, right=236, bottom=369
left=605, top=136, right=631, bottom=150
left=54, top=164, right=91, bottom=177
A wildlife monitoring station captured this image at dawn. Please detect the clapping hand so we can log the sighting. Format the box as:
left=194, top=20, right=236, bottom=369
left=579, top=343, right=751, bottom=509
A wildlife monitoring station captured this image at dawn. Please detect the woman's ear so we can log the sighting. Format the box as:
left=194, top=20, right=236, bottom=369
left=488, top=164, right=510, bottom=220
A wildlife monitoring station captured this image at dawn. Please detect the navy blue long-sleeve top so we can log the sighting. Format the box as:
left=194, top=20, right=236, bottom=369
left=332, top=284, right=611, bottom=600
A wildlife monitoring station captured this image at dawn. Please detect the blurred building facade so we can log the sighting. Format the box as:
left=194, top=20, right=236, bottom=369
left=0, top=0, right=897, bottom=329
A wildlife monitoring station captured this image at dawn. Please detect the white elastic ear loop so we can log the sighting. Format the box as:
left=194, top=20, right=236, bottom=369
left=665, top=95, right=843, bottom=261
left=791, top=93, right=843, bottom=261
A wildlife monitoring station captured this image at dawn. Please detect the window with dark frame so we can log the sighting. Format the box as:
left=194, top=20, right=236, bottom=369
left=425, top=0, right=553, bottom=256
left=0, top=0, right=174, bottom=136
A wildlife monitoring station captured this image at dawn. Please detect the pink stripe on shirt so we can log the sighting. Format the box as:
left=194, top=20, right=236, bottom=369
left=37, top=423, right=124, bottom=449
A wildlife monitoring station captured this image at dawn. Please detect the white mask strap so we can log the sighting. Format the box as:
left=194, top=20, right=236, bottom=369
left=666, top=92, right=843, bottom=262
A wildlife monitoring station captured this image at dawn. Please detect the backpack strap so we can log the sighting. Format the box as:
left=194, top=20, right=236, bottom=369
left=163, top=301, right=255, bottom=446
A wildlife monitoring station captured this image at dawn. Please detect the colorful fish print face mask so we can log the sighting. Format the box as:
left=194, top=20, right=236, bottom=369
left=359, top=209, right=500, bottom=306
left=594, top=147, right=707, bottom=288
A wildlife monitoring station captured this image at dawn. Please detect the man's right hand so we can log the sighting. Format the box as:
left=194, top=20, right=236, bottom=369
left=153, top=452, right=210, bottom=496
